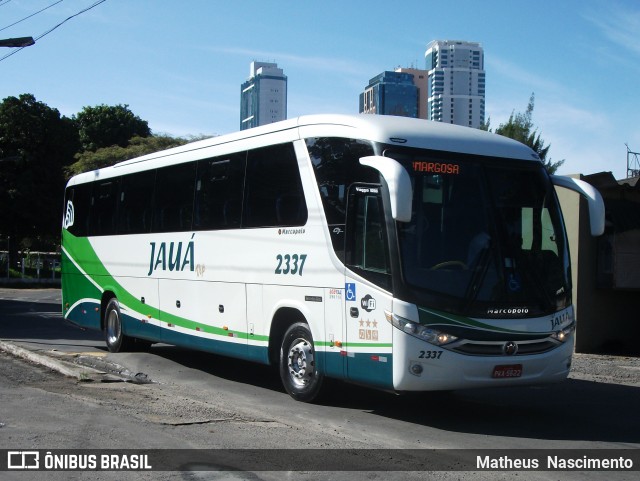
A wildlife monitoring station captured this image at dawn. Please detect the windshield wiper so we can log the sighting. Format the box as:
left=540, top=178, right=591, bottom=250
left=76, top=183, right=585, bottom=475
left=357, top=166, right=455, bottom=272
left=462, top=242, right=493, bottom=313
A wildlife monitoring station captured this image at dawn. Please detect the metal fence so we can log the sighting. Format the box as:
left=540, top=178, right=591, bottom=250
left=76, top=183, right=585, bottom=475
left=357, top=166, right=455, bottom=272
left=0, top=250, right=60, bottom=284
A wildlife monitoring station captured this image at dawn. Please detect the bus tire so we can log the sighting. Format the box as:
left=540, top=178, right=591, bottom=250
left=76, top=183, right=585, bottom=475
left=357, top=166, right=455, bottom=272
left=279, top=322, right=324, bottom=402
left=104, top=297, right=133, bottom=353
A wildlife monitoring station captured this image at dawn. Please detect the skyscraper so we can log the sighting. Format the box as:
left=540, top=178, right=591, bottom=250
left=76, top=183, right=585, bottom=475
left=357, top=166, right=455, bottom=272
left=359, top=70, right=420, bottom=118
left=394, top=67, right=428, bottom=119
left=425, top=40, right=485, bottom=128
left=240, top=61, right=287, bottom=131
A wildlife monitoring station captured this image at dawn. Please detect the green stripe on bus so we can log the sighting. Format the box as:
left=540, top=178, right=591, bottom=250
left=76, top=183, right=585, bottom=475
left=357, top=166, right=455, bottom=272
left=63, top=230, right=269, bottom=343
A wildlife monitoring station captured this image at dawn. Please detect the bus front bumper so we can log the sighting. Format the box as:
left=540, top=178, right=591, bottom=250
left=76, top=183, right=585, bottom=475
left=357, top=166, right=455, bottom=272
left=392, top=330, right=574, bottom=392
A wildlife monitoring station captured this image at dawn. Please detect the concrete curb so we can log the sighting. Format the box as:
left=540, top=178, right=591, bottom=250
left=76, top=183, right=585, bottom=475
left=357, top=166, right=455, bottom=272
left=0, top=340, right=105, bottom=380
left=0, top=340, right=153, bottom=383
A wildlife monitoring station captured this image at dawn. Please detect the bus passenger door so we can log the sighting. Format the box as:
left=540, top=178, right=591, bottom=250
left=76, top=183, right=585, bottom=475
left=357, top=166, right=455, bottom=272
left=344, top=185, right=394, bottom=390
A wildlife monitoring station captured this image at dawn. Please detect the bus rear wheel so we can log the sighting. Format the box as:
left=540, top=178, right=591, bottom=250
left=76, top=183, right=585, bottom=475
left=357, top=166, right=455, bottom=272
left=104, top=297, right=134, bottom=353
left=279, top=322, right=324, bottom=402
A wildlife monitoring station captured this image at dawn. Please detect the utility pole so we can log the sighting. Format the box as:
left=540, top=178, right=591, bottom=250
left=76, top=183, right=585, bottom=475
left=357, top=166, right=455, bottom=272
left=626, top=144, right=640, bottom=179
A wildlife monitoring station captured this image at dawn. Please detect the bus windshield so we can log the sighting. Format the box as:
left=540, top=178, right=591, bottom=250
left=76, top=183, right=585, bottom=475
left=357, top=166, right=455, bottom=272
left=383, top=147, right=571, bottom=318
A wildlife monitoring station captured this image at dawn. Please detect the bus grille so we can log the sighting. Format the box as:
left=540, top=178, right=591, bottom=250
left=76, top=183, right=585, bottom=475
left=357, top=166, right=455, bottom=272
left=450, top=339, right=559, bottom=356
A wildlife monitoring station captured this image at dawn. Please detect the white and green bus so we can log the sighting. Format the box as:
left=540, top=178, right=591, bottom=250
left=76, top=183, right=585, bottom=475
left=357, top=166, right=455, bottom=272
left=61, top=114, right=604, bottom=402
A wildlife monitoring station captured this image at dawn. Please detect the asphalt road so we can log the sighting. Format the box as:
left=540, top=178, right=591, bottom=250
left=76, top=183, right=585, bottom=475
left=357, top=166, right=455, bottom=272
left=0, top=288, right=639, bottom=480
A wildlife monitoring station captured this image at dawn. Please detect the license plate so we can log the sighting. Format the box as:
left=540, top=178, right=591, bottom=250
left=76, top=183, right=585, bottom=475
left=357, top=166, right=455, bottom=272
left=492, top=364, right=522, bottom=378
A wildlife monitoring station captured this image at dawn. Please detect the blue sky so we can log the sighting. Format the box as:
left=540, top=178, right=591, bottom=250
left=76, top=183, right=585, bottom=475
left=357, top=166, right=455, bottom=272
left=1, top=0, right=638, bottom=178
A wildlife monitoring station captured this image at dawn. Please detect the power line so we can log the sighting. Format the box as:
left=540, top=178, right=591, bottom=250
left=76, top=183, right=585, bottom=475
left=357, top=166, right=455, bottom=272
left=33, top=0, right=107, bottom=43
left=0, top=0, right=65, bottom=33
left=0, top=0, right=107, bottom=63
left=0, top=1, right=13, bottom=8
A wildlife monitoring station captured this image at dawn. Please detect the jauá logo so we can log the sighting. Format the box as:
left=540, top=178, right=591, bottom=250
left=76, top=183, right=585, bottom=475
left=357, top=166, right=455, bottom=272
left=147, top=234, right=195, bottom=276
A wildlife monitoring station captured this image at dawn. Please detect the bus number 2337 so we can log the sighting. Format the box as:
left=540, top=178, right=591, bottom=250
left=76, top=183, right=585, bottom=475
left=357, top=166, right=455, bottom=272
left=275, top=254, right=307, bottom=276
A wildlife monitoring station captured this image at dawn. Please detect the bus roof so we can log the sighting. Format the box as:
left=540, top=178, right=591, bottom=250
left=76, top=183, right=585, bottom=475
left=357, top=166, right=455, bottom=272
left=297, top=114, right=539, bottom=161
left=68, top=114, right=539, bottom=185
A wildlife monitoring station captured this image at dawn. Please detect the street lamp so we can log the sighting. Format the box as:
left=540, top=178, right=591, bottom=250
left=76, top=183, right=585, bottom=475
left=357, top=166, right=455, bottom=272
left=0, top=37, right=35, bottom=48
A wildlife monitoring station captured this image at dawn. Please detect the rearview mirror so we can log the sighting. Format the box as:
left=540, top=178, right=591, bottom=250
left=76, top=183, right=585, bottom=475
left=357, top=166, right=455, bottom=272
left=551, top=175, right=605, bottom=236
left=359, top=156, right=412, bottom=222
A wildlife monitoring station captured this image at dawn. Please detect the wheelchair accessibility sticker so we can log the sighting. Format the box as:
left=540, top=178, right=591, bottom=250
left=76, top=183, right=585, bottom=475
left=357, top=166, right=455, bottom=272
left=345, top=283, right=356, bottom=302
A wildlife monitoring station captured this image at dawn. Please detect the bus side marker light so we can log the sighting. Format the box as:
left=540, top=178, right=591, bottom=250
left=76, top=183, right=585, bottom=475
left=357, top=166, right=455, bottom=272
left=410, top=363, right=423, bottom=376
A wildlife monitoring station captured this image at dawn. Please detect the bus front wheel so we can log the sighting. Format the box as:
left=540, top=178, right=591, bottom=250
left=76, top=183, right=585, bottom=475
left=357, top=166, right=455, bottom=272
left=279, top=322, right=324, bottom=402
left=104, top=297, right=133, bottom=353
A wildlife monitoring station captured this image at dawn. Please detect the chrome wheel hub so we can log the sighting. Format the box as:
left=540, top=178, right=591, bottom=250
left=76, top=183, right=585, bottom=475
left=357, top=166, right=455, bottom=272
left=106, top=309, right=120, bottom=345
left=287, top=339, right=314, bottom=387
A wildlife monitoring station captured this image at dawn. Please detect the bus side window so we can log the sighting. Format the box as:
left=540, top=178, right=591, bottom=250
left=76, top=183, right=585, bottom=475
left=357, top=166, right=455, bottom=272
left=243, top=143, right=307, bottom=228
left=153, top=162, right=197, bottom=233
left=89, top=179, right=119, bottom=237
left=118, top=169, right=155, bottom=235
left=346, top=186, right=392, bottom=290
left=64, top=183, right=92, bottom=237
left=194, top=153, right=245, bottom=230
left=306, top=137, right=377, bottom=260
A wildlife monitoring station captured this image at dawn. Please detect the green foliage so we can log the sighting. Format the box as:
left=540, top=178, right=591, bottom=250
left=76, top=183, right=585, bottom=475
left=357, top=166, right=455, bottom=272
left=0, top=93, right=199, bottom=252
left=66, top=135, right=189, bottom=177
left=492, top=94, right=564, bottom=174
left=479, top=117, right=491, bottom=132
left=74, top=104, right=151, bottom=152
left=0, top=94, right=79, bottom=250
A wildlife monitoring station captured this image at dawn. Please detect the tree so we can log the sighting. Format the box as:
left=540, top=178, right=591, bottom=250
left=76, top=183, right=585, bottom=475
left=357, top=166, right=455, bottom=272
left=491, top=94, right=564, bottom=174
left=65, top=135, right=191, bottom=177
left=74, top=104, right=151, bottom=152
left=0, top=94, right=79, bottom=251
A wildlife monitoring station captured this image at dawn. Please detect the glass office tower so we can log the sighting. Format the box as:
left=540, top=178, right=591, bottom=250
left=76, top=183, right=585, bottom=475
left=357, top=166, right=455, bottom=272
left=359, top=71, right=419, bottom=118
left=425, top=40, right=485, bottom=128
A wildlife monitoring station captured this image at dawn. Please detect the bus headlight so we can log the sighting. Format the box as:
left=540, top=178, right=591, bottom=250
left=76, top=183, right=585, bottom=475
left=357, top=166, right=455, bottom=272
left=551, top=322, right=576, bottom=343
left=385, top=311, right=458, bottom=346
